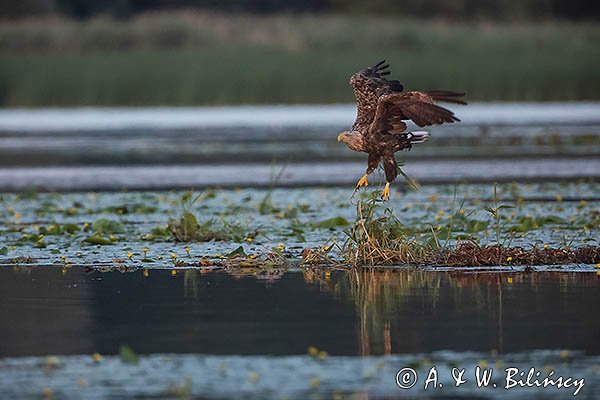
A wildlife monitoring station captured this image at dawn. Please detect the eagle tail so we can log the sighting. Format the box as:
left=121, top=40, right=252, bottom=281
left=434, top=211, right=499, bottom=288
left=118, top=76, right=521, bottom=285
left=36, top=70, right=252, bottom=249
left=406, top=131, right=430, bottom=144
left=425, top=90, right=467, bottom=105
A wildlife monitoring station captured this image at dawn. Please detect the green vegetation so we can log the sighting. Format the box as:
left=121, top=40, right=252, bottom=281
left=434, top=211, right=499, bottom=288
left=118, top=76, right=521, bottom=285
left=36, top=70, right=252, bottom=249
left=334, top=191, right=600, bottom=267
left=343, top=193, right=429, bottom=265
left=165, top=191, right=249, bottom=242
left=1, top=12, right=599, bottom=106
left=0, top=184, right=598, bottom=269
left=118, top=345, right=139, bottom=364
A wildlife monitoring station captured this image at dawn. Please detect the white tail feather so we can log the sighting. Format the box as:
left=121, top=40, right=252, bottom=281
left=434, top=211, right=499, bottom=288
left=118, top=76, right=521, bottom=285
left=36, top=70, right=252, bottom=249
left=406, top=131, right=430, bottom=144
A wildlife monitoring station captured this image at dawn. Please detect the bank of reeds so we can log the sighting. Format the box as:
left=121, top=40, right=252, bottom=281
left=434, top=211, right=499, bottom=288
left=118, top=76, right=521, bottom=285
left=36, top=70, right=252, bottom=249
left=1, top=11, right=599, bottom=106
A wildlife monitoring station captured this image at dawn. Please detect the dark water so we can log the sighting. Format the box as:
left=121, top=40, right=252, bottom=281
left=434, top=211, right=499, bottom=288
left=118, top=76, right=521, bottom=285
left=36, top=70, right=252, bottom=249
left=2, top=267, right=599, bottom=358
left=2, top=267, right=599, bottom=399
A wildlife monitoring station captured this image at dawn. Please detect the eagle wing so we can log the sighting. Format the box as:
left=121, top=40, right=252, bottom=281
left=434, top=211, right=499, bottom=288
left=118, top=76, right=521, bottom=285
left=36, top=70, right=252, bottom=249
left=367, top=90, right=466, bottom=140
left=350, top=60, right=404, bottom=129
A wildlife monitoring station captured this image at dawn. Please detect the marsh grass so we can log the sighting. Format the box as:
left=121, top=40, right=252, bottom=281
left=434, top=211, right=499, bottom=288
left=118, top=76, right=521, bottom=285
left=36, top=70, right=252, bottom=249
left=330, top=190, right=600, bottom=267
left=343, top=192, right=431, bottom=266
left=258, top=165, right=286, bottom=215
left=1, top=12, right=599, bottom=105
left=167, top=191, right=247, bottom=242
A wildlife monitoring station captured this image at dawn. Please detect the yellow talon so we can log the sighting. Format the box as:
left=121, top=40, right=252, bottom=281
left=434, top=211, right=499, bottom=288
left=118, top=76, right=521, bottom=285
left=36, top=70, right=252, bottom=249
left=356, top=174, right=369, bottom=189
left=381, top=183, right=391, bottom=201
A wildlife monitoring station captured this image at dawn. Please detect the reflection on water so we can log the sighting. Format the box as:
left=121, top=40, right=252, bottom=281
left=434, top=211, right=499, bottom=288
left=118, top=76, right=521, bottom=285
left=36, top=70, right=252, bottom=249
left=307, top=268, right=600, bottom=357
left=1, top=266, right=598, bottom=358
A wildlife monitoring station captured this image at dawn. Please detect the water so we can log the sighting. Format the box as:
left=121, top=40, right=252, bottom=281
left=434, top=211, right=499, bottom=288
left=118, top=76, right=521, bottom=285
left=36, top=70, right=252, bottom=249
left=0, top=267, right=598, bottom=399
left=1, top=103, right=600, bottom=399
left=0, top=103, right=599, bottom=190
left=1, top=103, right=599, bottom=131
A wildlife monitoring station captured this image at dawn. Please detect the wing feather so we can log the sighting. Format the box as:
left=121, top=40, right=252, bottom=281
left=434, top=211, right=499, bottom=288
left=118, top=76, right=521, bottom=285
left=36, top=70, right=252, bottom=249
left=367, top=91, right=465, bottom=140
left=350, top=60, right=404, bottom=130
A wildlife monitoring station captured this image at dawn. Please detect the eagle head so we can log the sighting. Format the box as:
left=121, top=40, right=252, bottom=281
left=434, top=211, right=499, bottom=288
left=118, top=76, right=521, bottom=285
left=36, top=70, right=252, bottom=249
left=349, top=75, right=356, bottom=86
left=337, top=130, right=364, bottom=152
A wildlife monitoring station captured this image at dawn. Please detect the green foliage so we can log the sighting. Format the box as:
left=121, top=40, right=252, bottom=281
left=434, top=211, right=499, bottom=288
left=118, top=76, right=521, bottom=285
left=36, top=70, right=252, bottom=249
left=99, top=204, right=157, bottom=215
left=84, top=235, right=113, bottom=245
left=92, top=218, right=124, bottom=234
left=226, top=245, right=247, bottom=259
left=0, top=14, right=599, bottom=106
left=118, top=345, right=139, bottom=364
left=258, top=166, right=285, bottom=215
left=314, top=216, right=349, bottom=229
left=483, top=184, right=515, bottom=245
left=38, top=223, right=80, bottom=235
left=167, top=191, right=247, bottom=242
left=343, top=192, right=428, bottom=265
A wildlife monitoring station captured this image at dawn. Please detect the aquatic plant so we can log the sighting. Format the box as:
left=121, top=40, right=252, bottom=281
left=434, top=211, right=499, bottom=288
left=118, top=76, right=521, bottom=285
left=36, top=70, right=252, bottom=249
left=258, top=165, right=285, bottom=215
left=118, top=345, right=139, bottom=364
left=166, top=191, right=248, bottom=242
left=301, top=240, right=340, bottom=265
left=482, top=184, right=515, bottom=246
left=314, top=187, right=600, bottom=267
left=343, top=192, right=429, bottom=266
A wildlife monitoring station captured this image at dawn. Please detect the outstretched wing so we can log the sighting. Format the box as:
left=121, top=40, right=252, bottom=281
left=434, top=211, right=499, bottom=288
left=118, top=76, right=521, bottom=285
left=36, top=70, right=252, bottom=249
left=350, top=60, right=404, bottom=129
left=368, top=90, right=466, bottom=140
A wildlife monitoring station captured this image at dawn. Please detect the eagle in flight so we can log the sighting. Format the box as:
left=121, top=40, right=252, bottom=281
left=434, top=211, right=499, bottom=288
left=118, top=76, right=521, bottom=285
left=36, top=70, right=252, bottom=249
left=337, top=60, right=466, bottom=200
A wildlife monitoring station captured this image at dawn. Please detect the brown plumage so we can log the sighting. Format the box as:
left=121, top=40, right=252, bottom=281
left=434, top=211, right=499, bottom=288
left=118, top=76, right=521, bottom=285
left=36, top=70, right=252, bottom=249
left=337, top=60, right=466, bottom=200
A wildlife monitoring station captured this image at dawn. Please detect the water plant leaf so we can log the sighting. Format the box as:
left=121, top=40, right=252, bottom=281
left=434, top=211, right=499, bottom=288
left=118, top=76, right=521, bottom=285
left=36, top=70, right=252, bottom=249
left=92, top=218, right=124, bottom=234
left=465, top=219, right=489, bottom=233
left=180, top=211, right=199, bottom=238
left=314, top=217, right=349, bottom=229
left=118, top=345, right=139, bottom=364
left=84, top=235, right=113, bottom=245
left=226, top=246, right=247, bottom=259
left=0, top=247, right=7, bottom=256
left=63, top=223, right=81, bottom=234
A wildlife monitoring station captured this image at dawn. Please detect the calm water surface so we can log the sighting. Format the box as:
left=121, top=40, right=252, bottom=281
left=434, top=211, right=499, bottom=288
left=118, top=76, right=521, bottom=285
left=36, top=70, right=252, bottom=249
left=1, top=267, right=599, bottom=399
left=2, top=267, right=598, bottom=357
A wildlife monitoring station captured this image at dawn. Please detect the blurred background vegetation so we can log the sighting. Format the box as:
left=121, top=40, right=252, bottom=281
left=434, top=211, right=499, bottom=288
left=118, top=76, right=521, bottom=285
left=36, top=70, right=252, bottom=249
left=0, top=0, right=599, bottom=106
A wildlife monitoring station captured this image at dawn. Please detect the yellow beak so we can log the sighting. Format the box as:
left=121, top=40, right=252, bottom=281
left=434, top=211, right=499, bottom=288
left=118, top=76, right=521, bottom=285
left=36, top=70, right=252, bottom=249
left=337, top=133, right=344, bottom=142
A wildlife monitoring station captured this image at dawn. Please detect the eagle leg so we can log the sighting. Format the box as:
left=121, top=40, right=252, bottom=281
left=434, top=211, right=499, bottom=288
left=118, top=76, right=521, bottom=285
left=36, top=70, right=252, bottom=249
left=381, top=182, right=391, bottom=201
left=354, top=154, right=379, bottom=192
left=355, top=174, right=369, bottom=189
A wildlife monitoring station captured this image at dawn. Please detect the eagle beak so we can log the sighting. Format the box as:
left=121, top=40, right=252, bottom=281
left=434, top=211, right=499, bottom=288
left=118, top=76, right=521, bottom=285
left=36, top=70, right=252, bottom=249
left=337, top=133, right=344, bottom=142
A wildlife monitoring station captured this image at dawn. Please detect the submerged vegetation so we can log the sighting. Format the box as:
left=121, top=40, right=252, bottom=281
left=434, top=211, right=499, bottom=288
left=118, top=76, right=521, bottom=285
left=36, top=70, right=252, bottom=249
left=1, top=12, right=599, bottom=106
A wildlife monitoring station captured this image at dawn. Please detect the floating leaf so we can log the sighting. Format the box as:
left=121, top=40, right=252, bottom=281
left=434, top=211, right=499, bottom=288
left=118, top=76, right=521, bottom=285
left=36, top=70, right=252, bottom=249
left=84, top=235, right=113, bottom=245
left=92, top=218, right=124, bottom=234
left=118, top=345, right=139, bottom=364
left=314, top=217, right=349, bottom=229
left=0, top=247, right=7, bottom=256
left=226, top=246, right=247, bottom=259
left=63, top=223, right=81, bottom=234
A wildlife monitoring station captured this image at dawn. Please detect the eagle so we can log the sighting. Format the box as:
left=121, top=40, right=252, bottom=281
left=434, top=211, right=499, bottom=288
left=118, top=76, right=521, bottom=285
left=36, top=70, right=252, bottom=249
left=337, top=60, right=466, bottom=200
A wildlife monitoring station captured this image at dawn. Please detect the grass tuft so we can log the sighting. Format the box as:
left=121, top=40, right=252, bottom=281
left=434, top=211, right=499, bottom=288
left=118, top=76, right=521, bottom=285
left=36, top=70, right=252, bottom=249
left=167, top=191, right=247, bottom=242
left=318, top=188, right=600, bottom=268
left=343, top=192, right=429, bottom=266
